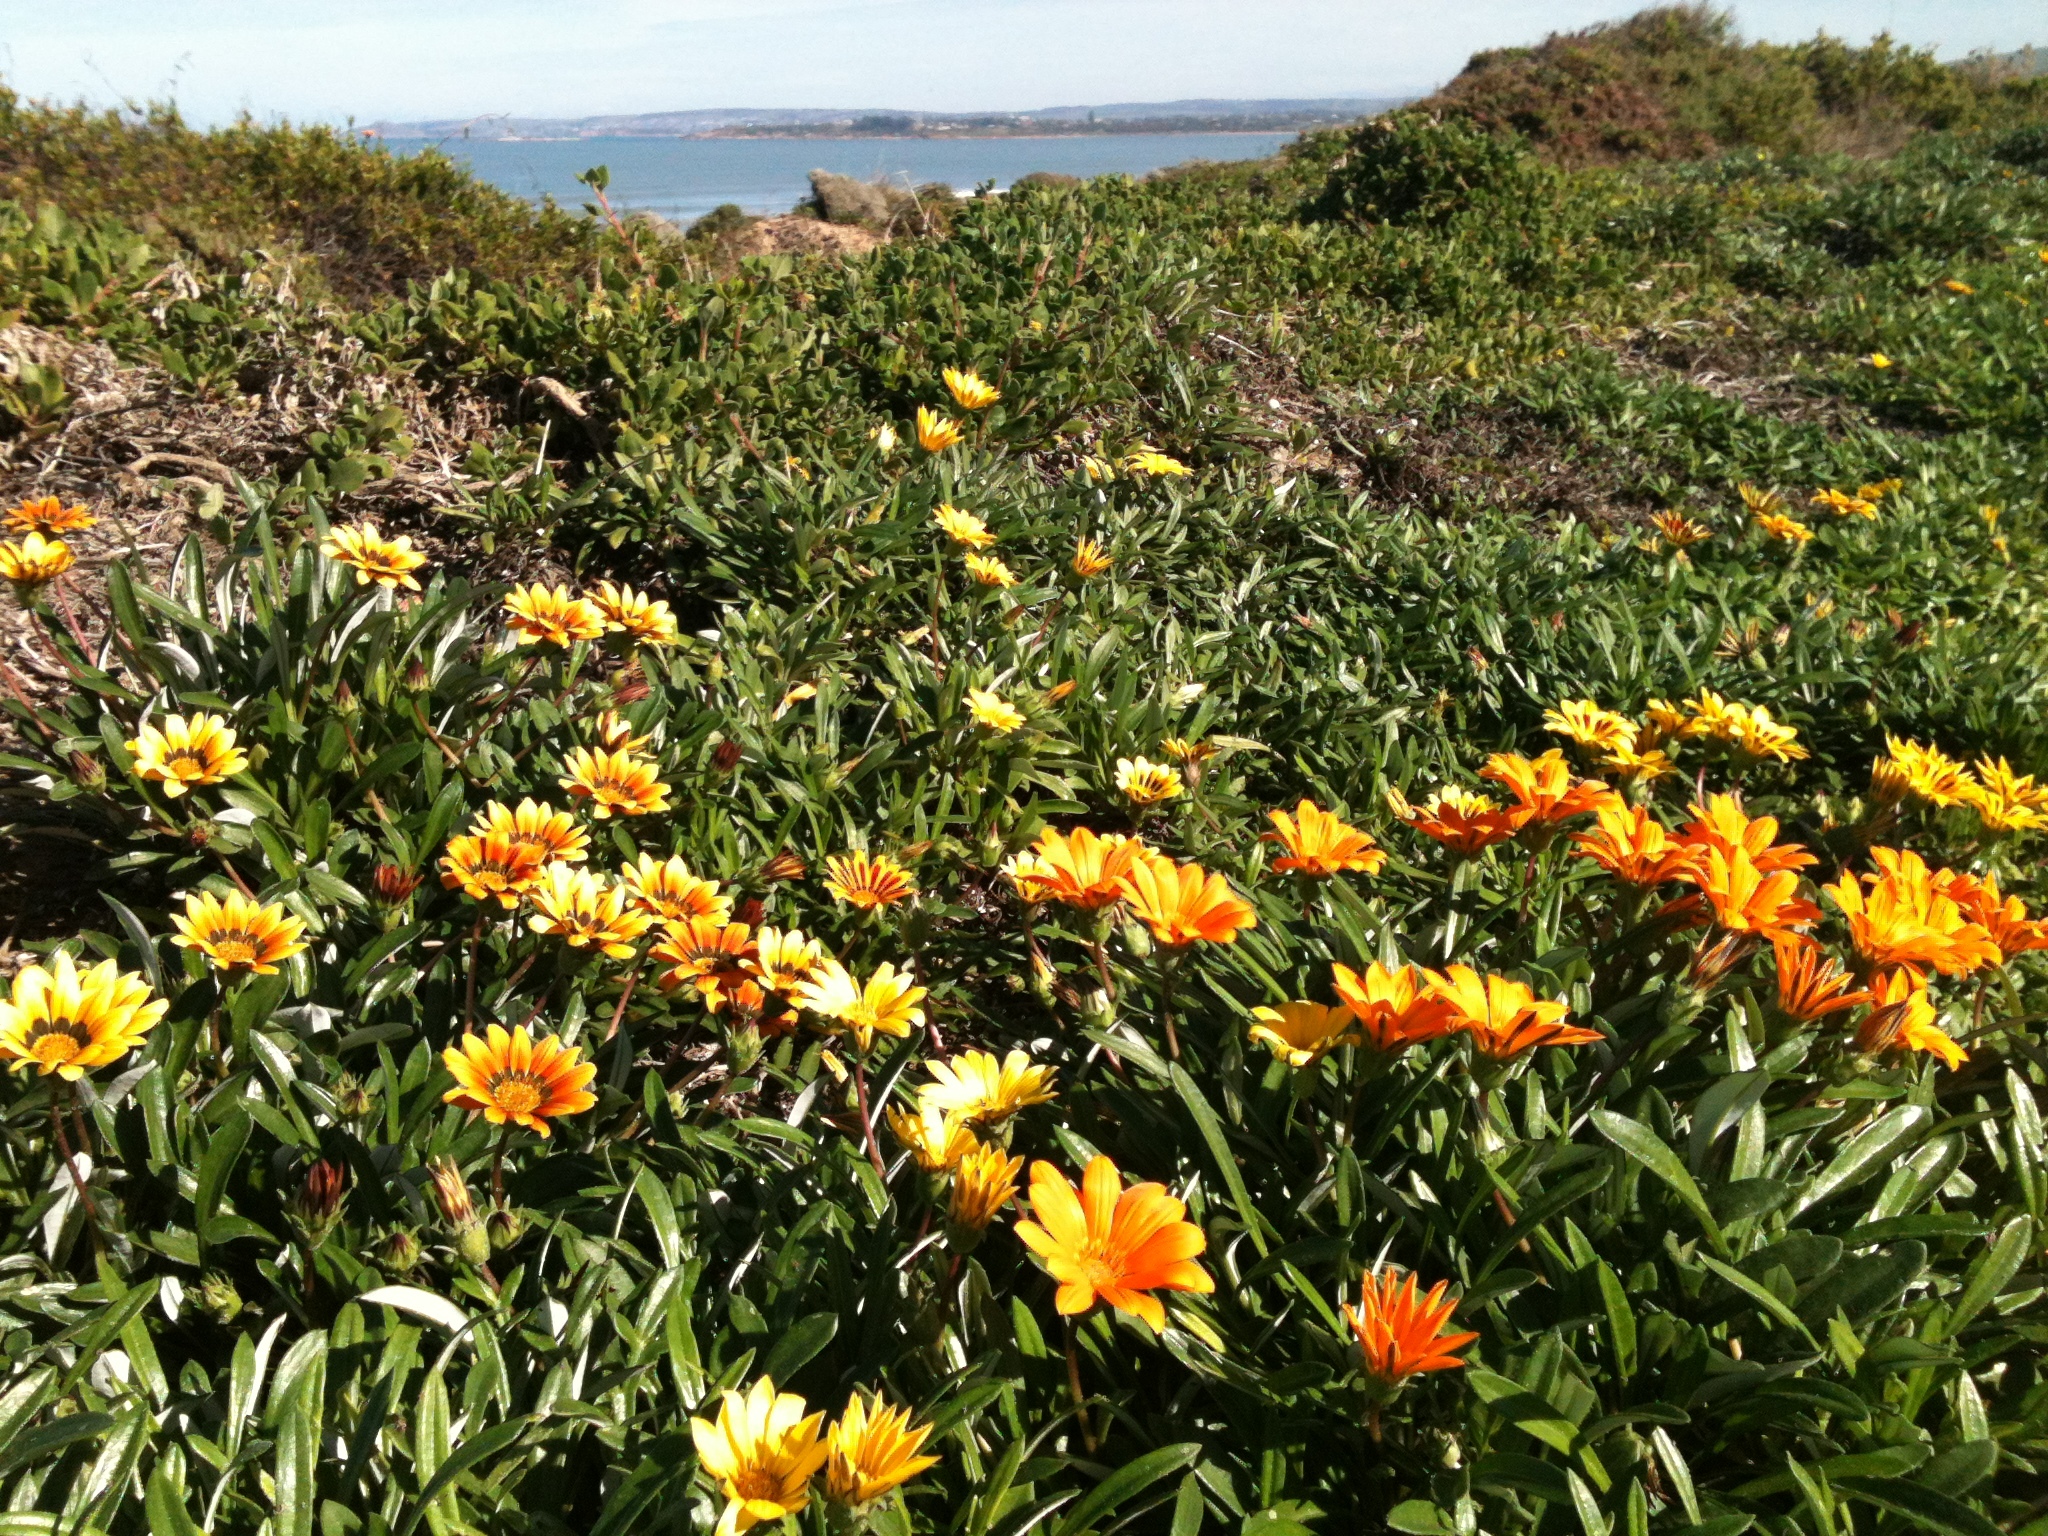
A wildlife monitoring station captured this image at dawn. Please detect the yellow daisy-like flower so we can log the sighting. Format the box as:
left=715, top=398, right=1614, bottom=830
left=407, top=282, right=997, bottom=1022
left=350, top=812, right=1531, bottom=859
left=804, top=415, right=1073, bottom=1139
left=169, top=891, right=308, bottom=976
left=559, top=746, right=671, bottom=818
left=442, top=1024, right=597, bottom=1137
left=942, top=367, right=1001, bottom=411
left=1756, top=512, right=1814, bottom=543
left=919, top=1048, right=1057, bottom=1125
left=794, top=957, right=927, bottom=1051
left=963, top=552, right=1018, bottom=588
left=590, top=582, right=678, bottom=645
left=621, top=853, right=731, bottom=925
left=1866, top=352, right=1892, bottom=369
left=1123, top=449, right=1191, bottom=477
left=746, top=926, right=825, bottom=994
left=886, top=1103, right=978, bottom=1171
left=1736, top=483, right=1784, bottom=517
left=0, top=532, right=75, bottom=591
left=690, top=1378, right=829, bottom=1536
left=1248, top=1001, right=1361, bottom=1068
left=871, top=423, right=898, bottom=455
left=503, top=584, right=607, bottom=647
left=1880, top=736, right=1975, bottom=808
left=439, top=832, right=549, bottom=907
left=915, top=406, right=963, bottom=453
left=1078, top=455, right=1116, bottom=483
left=320, top=523, right=428, bottom=590
left=593, top=709, right=653, bottom=753
left=5, top=496, right=94, bottom=535
left=823, top=851, right=918, bottom=910
left=965, top=688, right=1025, bottom=734
left=525, top=864, right=654, bottom=958
left=126, top=712, right=248, bottom=798
left=1649, top=510, right=1711, bottom=549
left=948, top=1143, right=1025, bottom=1233
left=0, top=951, right=167, bottom=1081
left=1810, top=487, right=1878, bottom=520
left=933, top=504, right=996, bottom=548
left=1071, top=537, right=1114, bottom=577
left=1115, top=756, right=1183, bottom=807
left=1542, top=700, right=1636, bottom=755
left=1942, top=279, right=1974, bottom=295
left=826, top=1394, right=941, bottom=1508
left=468, top=798, right=590, bottom=865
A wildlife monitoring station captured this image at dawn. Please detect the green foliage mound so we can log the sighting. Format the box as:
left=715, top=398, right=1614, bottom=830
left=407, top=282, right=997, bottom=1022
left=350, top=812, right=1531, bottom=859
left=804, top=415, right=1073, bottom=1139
left=1302, top=113, right=1538, bottom=227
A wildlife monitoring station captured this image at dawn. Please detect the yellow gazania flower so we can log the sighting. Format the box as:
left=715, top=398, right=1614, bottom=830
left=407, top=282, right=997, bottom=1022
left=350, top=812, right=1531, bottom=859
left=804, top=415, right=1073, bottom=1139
left=170, top=891, right=308, bottom=976
left=590, top=582, right=679, bottom=645
left=1965, top=758, right=2048, bottom=836
left=0, top=532, right=75, bottom=591
left=886, top=1103, right=978, bottom=1171
left=0, top=951, right=167, bottom=1080
left=559, top=746, right=671, bottom=818
left=593, top=709, right=653, bottom=753
left=826, top=1393, right=942, bottom=1507
left=962, top=552, right=1018, bottom=588
left=1649, top=510, right=1711, bottom=549
left=933, top=504, right=996, bottom=548
left=1858, top=479, right=1902, bottom=502
left=690, top=1378, right=829, bottom=1536
left=503, top=584, right=608, bottom=647
left=1723, top=702, right=1809, bottom=764
left=126, top=712, right=248, bottom=798
left=1599, top=741, right=1678, bottom=782
left=1542, top=699, right=1636, bottom=755
left=1756, top=512, right=1814, bottom=543
left=320, top=523, right=428, bottom=590
left=1071, top=537, right=1114, bottom=577
left=622, top=853, right=731, bottom=924
left=1867, top=352, right=1892, bottom=369
left=525, top=864, right=654, bottom=959
left=1810, top=488, right=1878, bottom=520
left=5, top=496, right=95, bottom=535
left=919, top=1048, right=1057, bottom=1125
left=468, top=798, right=590, bottom=865
left=1003, top=827, right=1147, bottom=909
left=1736, top=483, right=1784, bottom=517
left=1881, top=736, right=1974, bottom=808
left=439, top=832, right=549, bottom=907
left=915, top=406, right=963, bottom=453
left=942, top=367, right=1001, bottom=411
left=1078, top=455, right=1116, bottom=483
left=745, top=926, right=825, bottom=994
left=965, top=688, right=1025, bottom=734
left=1123, top=449, right=1191, bottom=477
left=441, top=1023, right=597, bottom=1137
left=822, top=851, right=917, bottom=909
left=793, top=957, right=927, bottom=1051
left=774, top=683, right=818, bottom=720
left=1857, top=969, right=1965, bottom=1070
left=1115, top=756, right=1183, bottom=806
left=948, top=1143, right=1025, bottom=1232
left=1161, top=737, right=1216, bottom=765
left=1942, top=279, right=1974, bottom=295
left=1248, top=1002, right=1361, bottom=1068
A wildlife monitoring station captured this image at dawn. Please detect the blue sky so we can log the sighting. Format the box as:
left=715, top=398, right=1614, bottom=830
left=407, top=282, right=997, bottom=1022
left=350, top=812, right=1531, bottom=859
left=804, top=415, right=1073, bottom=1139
left=2, top=0, right=2039, bottom=126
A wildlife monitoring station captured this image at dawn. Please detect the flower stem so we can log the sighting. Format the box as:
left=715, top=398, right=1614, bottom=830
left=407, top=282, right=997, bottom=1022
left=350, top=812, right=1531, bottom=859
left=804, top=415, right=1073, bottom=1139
left=463, top=909, right=486, bottom=1034
left=492, top=1127, right=510, bottom=1208
left=852, top=1055, right=888, bottom=1179
left=1160, top=953, right=1182, bottom=1063
left=51, top=1087, right=104, bottom=1254
left=1064, top=1317, right=1098, bottom=1453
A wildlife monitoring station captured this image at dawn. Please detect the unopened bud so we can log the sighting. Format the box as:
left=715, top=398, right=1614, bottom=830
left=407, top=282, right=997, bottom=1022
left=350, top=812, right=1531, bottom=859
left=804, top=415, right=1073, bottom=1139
left=760, top=851, right=806, bottom=882
left=428, top=1155, right=477, bottom=1228
left=289, top=1158, right=347, bottom=1244
left=333, top=680, right=360, bottom=719
left=734, top=895, right=765, bottom=928
left=725, top=1021, right=765, bottom=1077
left=712, top=738, right=744, bottom=774
left=195, top=1270, right=243, bottom=1324
left=68, top=752, right=105, bottom=791
left=403, top=660, right=432, bottom=693
left=372, top=864, right=424, bottom=905
left=332, top=1071, right=376, bottom=1120
left=375, top=1227, right=423, bottom=1275
left=486, top=1205, right=526, bottom=1253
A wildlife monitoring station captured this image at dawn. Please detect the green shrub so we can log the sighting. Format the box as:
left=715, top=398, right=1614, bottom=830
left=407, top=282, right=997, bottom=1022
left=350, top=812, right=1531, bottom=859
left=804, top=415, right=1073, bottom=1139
left=1305, top=112, right=1535, bottom=226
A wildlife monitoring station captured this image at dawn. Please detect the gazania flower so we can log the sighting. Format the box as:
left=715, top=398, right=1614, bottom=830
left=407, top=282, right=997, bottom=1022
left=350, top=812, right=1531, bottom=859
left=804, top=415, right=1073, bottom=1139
left=1394, top=786, right=1520, bottom=857
left=690, top=1377, right=829, bottom=1536
left=440, top=832, right=548, bottom=907
left=559, top=746, right=671, bottom=818
left=441, top=1024, right=597, bottom=1137
left=1542, top=700, right=1637, bottom=755
left=1650, top=510, right=1711, bottom=549
left=746, top=926, right=825, bottom=994
left=1679, top=794, right=1816, bottom=873
left=1078, top=455, right=1116, bottom=483
left=887, top=1103, right=978, bottom=1171
left=1825, top=849, right=2000, bottom=978
left=469, top=798, right=590, bottom=865
left=1810, top=487, right=1878, bottom=519
left=1965, top=757, right=2048, bottom=836
left=1941, top=279, right=1974, bottom=295
left=1123, top=449, right=1191, bottom=477
left=594, top=709, right=653, bottom=752
left=1943, top=872, right=2048, bottom=959
left=653, top=918, right=757, bottom=995
left=1479, top=751, right=1619, bottom=830
left=826, top=1394, right=941, bottom=1508
left=1880, top=736, right=1974, bottom=808
left=1013, top=1154, right=1213, bottom=1333
left=949, top=1143, right=1025, bottom=1232
left=1598, top=741, right=1679, bottom=782
left=1572, top=805, right=1705, bottom=887
left=933, top=504, right=996, bottom=548
left=622, top=853, right=731, bottom=924
left=5, top=496, right=94, bottom=535
left=1344, top=1270, right=1479, bottom=1390
left=823, top=850, right=917, bottom=910
left=1640, top=697, right=1703, bottom=745
left=1737, top=483, right=1784, bottom=517
left=170, top=891, right=308, bottom=975
left=1115, top=756, right=1182, bottom=806
left=1857, top=969, right=1965, bottom=1070
left=1248, top=1002, right=1360, bottom=1067
left=942, top=367, right=1001, bottom=411
left=1425, top=965, right=1602, bottom=1060
left=503, top=584, right=607, bottom=647
left=590, top=582, right=678, bottom=645
left=792, top=957, right=927, bottom=1050
left=1071, top=537, right=1114, bottom=577
left=1866, top=352, right=1892, bottom=369
left=1118, top=853, right=1257, bottom=946
left=1692, top=846, right=1821, bottom=942
left=1859, top=479, right=1902, bottom=502
left=915, top=406, right=963, bottom=453
left=1160, top=737, right=1215, bottom=765
left=1330, top=962, right=1461, bottom=1053
left=1004, top=827, right=1146, bottom=909
left=1772, top=938, right=1870, bottom=1023
left=126, top=712, right=248, bottom=797
left=962, top=553, right=1018, bottom=588
left=966, top=688, right=1025, bottom=733
left=919, top=1048, right=1057, bottom=1124
left=1722, top=703, right=1809, bottom=764
left=1262, top=799, right=1386, bottom=878
left=526, top=865, right=653, bottom=958
left=871, top=423, right=898, bottom=454
left=1755, top=512, right=1814, bottom=543
left=320, top=523, right=428, bottom=590
left=0, top=951, right=166, bottom=1080
left=0, top=532, right=75, bottom=591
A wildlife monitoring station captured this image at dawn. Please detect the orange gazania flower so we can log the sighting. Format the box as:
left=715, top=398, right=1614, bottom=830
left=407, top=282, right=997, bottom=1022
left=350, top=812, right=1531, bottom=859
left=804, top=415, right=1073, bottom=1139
left=170, top=891, right=309, bottom=976
left=468, top=798, right=590, bottom=865
left=1943, top=872, right=2048, bottom=959
left=622, top=853, right=732, bottom=925
left=1262, top=800, right=1386, bottom=878
left=439, top=832, right=548, bottom=907
left=916, top=406, right=964, bottom=453
left=653, top=918, right=758, bottom=996
left=1117, top=853, right=1257, bottom=946
left=321, top=523, right=429, bottom=590
left=1679, top=794, right=1816, bottom=874
left=1071, top=537, right=1115, bottom=578
left=1329, top=962, right=1460, bottom=1053
left=503, top=584, right=607, bottom=647
left=1857, top=969, right=1966, bottom=1069
left=1772, top=938, right=1870, bottom=1023
left=1003, top=827, right=1145, bottom=910
left=1012, top=1154, right=1214, bottom=1333
left=559, top=747, right=671, bottom=818
left=1479, top=751, right=1620, bottom=831
left=1824, top=848, right=2000, bottom=979
left=1425, top=965, right=1603, bottom=1060
left=1343, top=1270, right=1479, bottom=1389
left=526, top=865, right=654, bottom=959
left=441, top=1024, right=597, bottom=1137
left=5, top=495, right=94, bottom=535
left=823, top=851, right=918, bottom=910
left=1650, top=510, right=1712, bottom=549
left=1395, top=786, right=1520, bottom=857
left=1572, top=805, right=1705, bottom=887
left=1692, top=846, right=1821, bottom=943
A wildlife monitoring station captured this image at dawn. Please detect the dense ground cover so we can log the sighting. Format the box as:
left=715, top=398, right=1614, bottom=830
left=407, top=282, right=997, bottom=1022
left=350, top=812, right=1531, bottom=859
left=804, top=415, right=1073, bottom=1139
left=2, top=16, right=2048, bottom=1535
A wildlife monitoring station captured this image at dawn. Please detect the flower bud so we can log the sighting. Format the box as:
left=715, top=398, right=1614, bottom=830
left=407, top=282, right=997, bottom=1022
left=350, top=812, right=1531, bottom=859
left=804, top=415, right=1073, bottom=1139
left=611, top=668, right=653, bottom=706
left=403, top=660, right=432, bottom=693
left=428, top=1155, right=491, bottom=1265
left=712, top=738, right=744, bottom=774
left=333, top=680, right=360, bottom=719
left=724, top=1021, right=765, bottom=1077
left=375, top=1226, right=423, bottom=1275
left=68, top=752, right=105, bottom=791
left=289, top=1158, right=348, bottom=1244
left=486, top=1205, right=526, bottom=1253
left=760, top=851, right=806, bottom=883
left=734, top=895, right=766, bottom=929
left=195, top=1270, right=243, bottom=1323
left=332, top=1071, right=376, bottom=1120
left=372, top=864, right=424, bottom=906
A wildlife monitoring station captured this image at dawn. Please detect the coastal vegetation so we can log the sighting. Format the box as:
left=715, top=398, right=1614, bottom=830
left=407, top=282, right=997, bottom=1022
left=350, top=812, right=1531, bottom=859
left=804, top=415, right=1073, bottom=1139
left=1, top=7, right=2047, bottom=1533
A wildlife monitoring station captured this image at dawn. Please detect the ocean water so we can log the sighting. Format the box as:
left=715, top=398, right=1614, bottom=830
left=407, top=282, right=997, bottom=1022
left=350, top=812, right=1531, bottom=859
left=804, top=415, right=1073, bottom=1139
left=379, top=132, right=1298, bottom=229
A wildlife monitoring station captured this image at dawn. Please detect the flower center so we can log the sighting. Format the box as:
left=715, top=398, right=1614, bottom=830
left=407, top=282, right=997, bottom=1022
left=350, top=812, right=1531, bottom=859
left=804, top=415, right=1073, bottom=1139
left=165, top=748, right=211, bottom=775
left=1081, top=1253, right=1126, bottom=1292
left=27, top=1017, right=93, bottom=1066
left=205, top=929, right=261, bottom=966
left=731, top=1469, right=783, bottom=1504
left=486, top=1072, right=546, bottom=1117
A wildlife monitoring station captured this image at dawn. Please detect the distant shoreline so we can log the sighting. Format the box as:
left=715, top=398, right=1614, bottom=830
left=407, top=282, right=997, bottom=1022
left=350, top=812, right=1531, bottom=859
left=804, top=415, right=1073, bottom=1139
left=377, top=129, right=1321, bottom=145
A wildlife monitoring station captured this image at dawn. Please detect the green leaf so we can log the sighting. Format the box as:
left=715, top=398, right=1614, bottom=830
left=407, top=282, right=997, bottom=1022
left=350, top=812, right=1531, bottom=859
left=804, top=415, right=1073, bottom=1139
left=1833, top=1476, right=2002, bottom=1536
left=1052, top=1444, right=1204, bottom=1536
left=399, top=1416, right=536, bottom=1536
left=1927, top=1215, right=2032, bottom=1344
left=1698, top=1255, right=1819, bottom=1345
left=1795, top=1105, right=1931, bottom=1215
left=1590, top=1109, right=1728, bottom=1257
left=193, top=1109, right=252, bottom=1242
left=759, top=1312, right=838, bottom=1385
left=1466, top=1369, right=1579, bottom=1453
left=1171, top=1066, right=1268, bottom=1258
